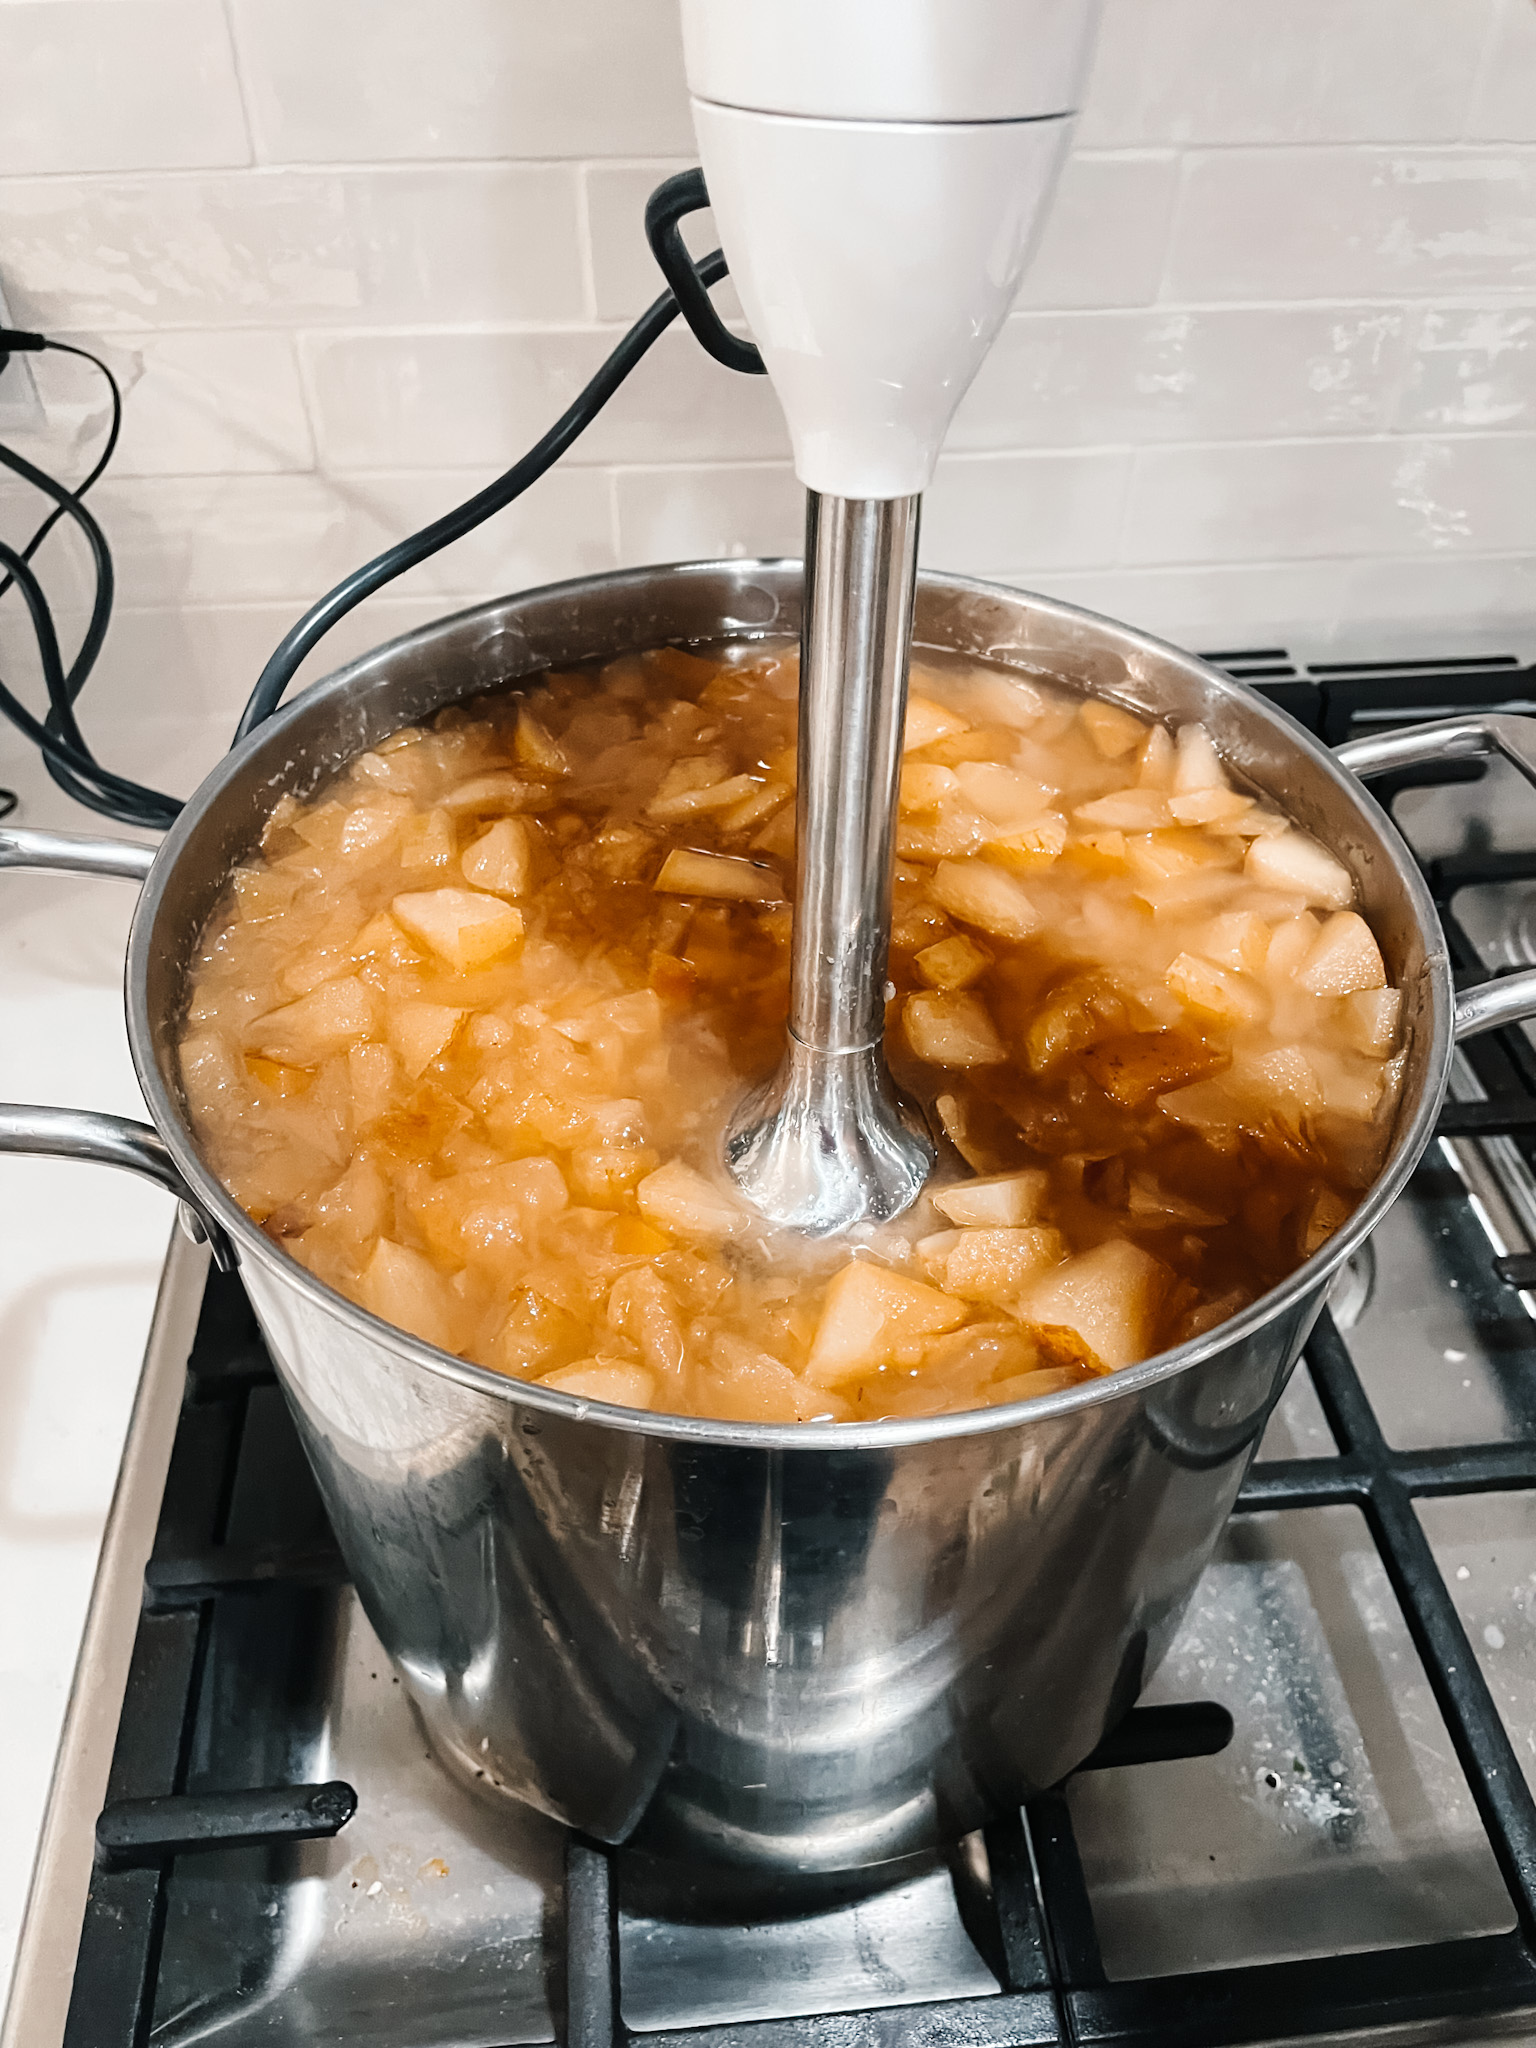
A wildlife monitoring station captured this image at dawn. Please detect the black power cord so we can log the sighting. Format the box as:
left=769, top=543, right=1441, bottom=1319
left=0, top=335, right=181, bottom=827
left=0, top=171, right=755, bottom=819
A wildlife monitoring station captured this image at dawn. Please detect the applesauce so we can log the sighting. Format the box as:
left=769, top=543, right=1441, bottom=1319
left=177, top=640, right=1401, bottom=1424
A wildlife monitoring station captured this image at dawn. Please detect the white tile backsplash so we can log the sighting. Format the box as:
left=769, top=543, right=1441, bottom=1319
left=1015, top=152, right=1181, bottom=311
left=1169, top=147, right=1536, bottom=301
left=1469, top=0, right=1536, bottom=143
left=1398, top=304, right=1536, bottom=432
left=951, top=306, right=1413, bottom=449
left=0, top=0, right=249, bottom=176
left=0, top=0, right=1532, bottom=728
left=228, top=0, right=696, bottom=163
left=37, top=464, right=617, bottom=607
left=1079, top=0, right=1497, bottom=148
left=19, top=330, right=317, bottom=477
left=0, top=166, right=588, bottom=331
left=1121, top=434, right=1536, bottom=565
left=301, top=325, right=791, bottom=470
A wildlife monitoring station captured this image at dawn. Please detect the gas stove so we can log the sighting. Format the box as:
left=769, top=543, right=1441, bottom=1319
left=10, top=647, right=1536, bottom=2048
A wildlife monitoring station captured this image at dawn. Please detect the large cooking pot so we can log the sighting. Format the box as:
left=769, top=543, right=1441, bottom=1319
left=5, top=561, right=1536, bottom=1877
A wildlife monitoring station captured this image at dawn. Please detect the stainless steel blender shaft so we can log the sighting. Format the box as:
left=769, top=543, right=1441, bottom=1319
left=724, top=491, right=935, bottom=1233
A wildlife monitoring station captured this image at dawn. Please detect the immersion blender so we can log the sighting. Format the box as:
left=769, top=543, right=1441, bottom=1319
left=679, top=0, right=1103, bottom=1233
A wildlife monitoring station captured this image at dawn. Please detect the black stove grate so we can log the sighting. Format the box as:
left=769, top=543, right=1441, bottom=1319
left=57, top=650, right=1536, bottom=2047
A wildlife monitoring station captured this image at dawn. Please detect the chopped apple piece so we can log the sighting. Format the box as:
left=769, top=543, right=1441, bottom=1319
left=648, top=770, right=764, bottom=823
left=935, top=1092, right=994, bottom=1172
left=1137, top=724, right=1177, bottom=790
left=1265, top=911, right=1322, bottom=982
left=1173, top=723, right=1227, bottom=792
left=391, top=888, right=525, bottom=972
left=804, top=1260, right=968, bottom=1387
left=916, top=934, right=992, bottom=991
left=515, top=707, right=569, bottom=778
left=1194, top=910, right=1269, bottom=975
left=245, top=976, right=379, bottom=1066
left=442, top=772, right=548, bottom=816
left=1298, top=911, right=1387, bottom=997
left=753, top=806, right=797, bottom=859
left=1016, top=1240, right=1173, bottom=1372
left=637, top=1160, right=752, bottom=1242
left=540, top=1360, right=657, bottom=1410
left=338, top=796, right=412, bottom=860
left=357, top=1239, right=459, bottom=1352
left=388, top=1000, right=464, bottom=1080
left=955, top=672, right=1047, bottom=731
left=930, top=859, right=1038, bottom=941
left=719, top=783, right=788, bottom=832
left=938, top=1226, right=1064, bottom=1308
left=1074, top=789, right=1169, bottom=832
left=1080, top=699, right=1145, bottom=758
left=1300, top=1185, right=1353, bottom=1258
left=461, top=818, right=533, bottom=897
left=984, top=813, right=1069, bottom=871
left=914, top=1229, right=964, bottom=1280
left=1127, top=828, right=1234, bottom=885
left=922, top=797, right=995, bottom=859
left=953, top=761, right=1054, bottom=829
left=347, top=1041, right=398, bottom=1126
left=904, top=696, right=970, bottom=751
left=1311, top=1049, right=1385, bottom=1122
left=1245, top=830, right=1353, bottom=909
left=493, top=1287, right=588, bottom=1375
left=709, top=1334, right=844, bottom=1423
left=1343, top=985, right=1402, bottom=1057
left=900, top=763, right=960, bottom=811
left=1080, top=1030, right=1228, bottom=1109
left=1167, top=951, right=1269, bottom=1025
left=654, top=848, right=785, bottom=902
left=932, top=1169, right=1048, bottom=1228
left=1168, top=787, right=1255, bottom=829
left=1245, top=1045, right=1324, bottom=1116
left=400, top=807, right=456, bottom=872
left=904, top=991, right=1007, bottom=1067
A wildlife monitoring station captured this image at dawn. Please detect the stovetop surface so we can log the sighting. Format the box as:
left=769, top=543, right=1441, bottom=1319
left=48, top=649, right=1536, bottom=2048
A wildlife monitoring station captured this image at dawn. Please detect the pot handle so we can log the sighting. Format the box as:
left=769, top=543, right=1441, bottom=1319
left=0, top=825, right=157, bottom=883
left=0, top=1104, right=234, bottom=1270
left=1336, top=711, right=1536, bottom=1044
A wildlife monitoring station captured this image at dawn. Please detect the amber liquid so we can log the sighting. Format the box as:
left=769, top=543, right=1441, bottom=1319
left=178, top=639, right=1399, bottom=1424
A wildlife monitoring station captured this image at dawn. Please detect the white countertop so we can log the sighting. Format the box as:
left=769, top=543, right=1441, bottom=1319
left=0, top=744, right=177, bottom=2016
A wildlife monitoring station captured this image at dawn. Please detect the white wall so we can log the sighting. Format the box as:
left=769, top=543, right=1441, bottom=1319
left=1, top=0, right=1535, bottom=795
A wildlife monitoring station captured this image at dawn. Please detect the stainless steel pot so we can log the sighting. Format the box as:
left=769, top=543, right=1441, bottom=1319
left=5, top=561, right=1536, bottom=1877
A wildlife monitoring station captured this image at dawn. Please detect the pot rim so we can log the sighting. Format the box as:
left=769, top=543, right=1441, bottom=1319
left=126, top=559, right=1453, bottom=1451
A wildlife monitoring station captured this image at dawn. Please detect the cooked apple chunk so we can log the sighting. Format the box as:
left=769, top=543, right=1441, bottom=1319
left=1016, top=1241, right=1173, bottom=1373
left=1245, top=830, right=1354, bottom=910
left=637, top=1160, right=751, bottom=1243
left=932, top=1169, right=1048, bottom=1229
left=461, top=818, right=532, bottom=897
left=391, top=888, right=525, bottom=972
left=245, top=976, right=379, bottom=1066
left=805, top=1261, right=969, bottom=1387
left=916, top=934, right=992, bottom=991
left=929, top=859, right=1039, bottom=941
left=1297, top=911, right=1386, bottom=997
left=654, top=848, right=785, bottom=902
left=904, top=991, right=1007, bottom=1067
